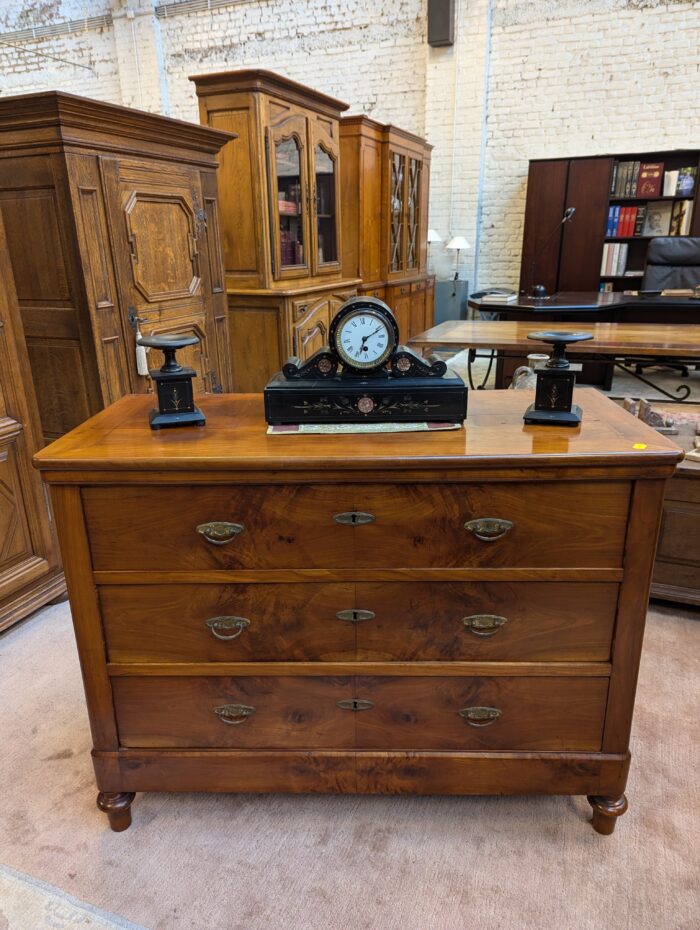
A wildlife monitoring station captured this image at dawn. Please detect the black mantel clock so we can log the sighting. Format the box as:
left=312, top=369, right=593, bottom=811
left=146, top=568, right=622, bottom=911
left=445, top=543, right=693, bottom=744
left=523, top=331, right=594, bottom=427
left=138, top=334, right=206, bottom=430
left=264, top=297, right=467, bottom=425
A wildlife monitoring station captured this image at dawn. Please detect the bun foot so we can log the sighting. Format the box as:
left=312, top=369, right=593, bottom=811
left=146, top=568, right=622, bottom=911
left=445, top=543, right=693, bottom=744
left=97, top=792, right=135, bottom=831
left=587, top=794, right=628, bottom=835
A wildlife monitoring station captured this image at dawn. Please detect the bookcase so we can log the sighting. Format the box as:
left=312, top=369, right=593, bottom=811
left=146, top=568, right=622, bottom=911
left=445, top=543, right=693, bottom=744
left=519, top=150, right=700, bottom=296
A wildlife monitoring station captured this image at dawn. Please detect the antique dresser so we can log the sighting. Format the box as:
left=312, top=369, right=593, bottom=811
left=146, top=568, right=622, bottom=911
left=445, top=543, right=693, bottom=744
left=34, top=389, right=682, bottom=834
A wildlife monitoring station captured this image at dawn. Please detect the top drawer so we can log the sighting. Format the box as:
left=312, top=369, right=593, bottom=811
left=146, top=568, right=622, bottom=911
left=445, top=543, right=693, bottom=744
left=83, top=481, right=630, bottom=572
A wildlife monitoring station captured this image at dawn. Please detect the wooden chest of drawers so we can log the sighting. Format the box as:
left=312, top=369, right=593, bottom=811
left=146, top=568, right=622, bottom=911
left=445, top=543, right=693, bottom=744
left=34, top=390, right=682, bottom=834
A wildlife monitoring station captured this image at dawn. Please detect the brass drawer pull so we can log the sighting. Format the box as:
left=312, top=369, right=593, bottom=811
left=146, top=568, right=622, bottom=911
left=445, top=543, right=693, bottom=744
left=337, top=699, right=374, bottom=711
left=462, top=614, right=508, bottom=637
left=196, top=521, right=245, bottom=546
left=464, top=518, right=514, bottom=542
left=205, top=616, right=250, bottom=640
left=458, top=706, right=502, bottom=727
left=336, top=609, right=375, bottom=623
left=334, top=511, right=375, bottom=526
left=213, top=703, right=255, bottom=725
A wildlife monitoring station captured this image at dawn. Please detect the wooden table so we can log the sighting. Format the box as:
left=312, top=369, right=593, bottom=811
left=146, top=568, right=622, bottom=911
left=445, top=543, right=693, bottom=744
left=35, top=390, right=682, bottom=835
left=409, top=320, right=700, bottom=401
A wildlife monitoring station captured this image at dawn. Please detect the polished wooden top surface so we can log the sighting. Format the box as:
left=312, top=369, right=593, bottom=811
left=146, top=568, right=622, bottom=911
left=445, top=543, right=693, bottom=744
left=34, top=390, right=682, bottom=475
left=467, top=291, right=700, bottom=313
left=410, top=320, right=700, bottom=357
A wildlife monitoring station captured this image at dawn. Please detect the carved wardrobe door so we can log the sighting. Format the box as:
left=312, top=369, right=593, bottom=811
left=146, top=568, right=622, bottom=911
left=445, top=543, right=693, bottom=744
left=0, top=214, right=62, bottom=630
left=102, top=157, right=223, bottom=395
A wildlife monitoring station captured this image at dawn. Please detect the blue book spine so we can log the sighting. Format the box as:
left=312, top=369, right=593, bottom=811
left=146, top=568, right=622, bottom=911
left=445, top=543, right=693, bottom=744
left=612, top=205, right=620, bottom=237
left=606, top=207, right=614, bottom=238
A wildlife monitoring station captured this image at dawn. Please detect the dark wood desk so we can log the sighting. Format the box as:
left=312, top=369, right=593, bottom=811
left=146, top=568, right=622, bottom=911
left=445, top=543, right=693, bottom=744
left=469, top=292, right=700, bottom=324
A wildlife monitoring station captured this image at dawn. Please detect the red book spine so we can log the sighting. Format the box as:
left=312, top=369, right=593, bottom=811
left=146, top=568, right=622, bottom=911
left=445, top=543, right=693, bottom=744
left=631, top=206, right=639, bottom=237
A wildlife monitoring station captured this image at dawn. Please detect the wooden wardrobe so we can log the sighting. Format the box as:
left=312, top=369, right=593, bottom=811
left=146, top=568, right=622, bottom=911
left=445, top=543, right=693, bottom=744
left=340, top=116, right=434, bottom=340
left=0, top=90, right=233, bottom=629
left=190, top=70, right=360, bottom=392
left=0, top=91, right=234, bottom=445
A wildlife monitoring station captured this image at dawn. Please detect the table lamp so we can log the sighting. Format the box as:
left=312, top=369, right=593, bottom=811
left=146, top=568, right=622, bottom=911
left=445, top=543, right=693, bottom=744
left=427, top=228, right=442, bottom=275
left=446, top=235, right=470, bottom=297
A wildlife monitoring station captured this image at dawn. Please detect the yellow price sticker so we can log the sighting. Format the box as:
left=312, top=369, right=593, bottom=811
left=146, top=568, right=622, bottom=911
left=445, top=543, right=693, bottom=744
left=633, top=443, right=647, bottom=450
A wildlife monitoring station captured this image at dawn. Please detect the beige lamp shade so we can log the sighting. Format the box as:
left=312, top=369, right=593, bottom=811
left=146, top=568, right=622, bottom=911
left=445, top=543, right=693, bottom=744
left=446, top=236, right=471, bottom=251
left=427, top=228, right=442, bottom=243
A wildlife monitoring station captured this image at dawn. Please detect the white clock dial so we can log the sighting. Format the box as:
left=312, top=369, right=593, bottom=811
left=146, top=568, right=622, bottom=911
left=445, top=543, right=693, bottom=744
left=335, top=310, right=393, bottom=369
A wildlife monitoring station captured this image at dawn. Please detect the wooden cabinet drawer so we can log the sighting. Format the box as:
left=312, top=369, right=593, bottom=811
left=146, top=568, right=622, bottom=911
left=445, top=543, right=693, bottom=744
left=352, top=482, right=629, bottom=569
left=355, top=581, right=618, bottom=661
left=100, top=583, right=356, bottom=663
left=353, top=676, right=608, bottom=751
left=83, top=481, right=629, bottom=571
left=112, top=675, right=607, bottom=751
left=113, top=676, right=355, bottom=749
left=84, top=485, right=355, bottom=571
left=100, top=581, right=618, bottom=664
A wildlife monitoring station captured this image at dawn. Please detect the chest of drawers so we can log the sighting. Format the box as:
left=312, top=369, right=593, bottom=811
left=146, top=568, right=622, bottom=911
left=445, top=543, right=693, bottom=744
left=34, top=390, right=682, bottom=834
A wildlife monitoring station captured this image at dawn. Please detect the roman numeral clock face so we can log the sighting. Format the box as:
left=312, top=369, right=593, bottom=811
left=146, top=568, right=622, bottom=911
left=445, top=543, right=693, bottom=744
left=334, top=309, right=395, bottom=370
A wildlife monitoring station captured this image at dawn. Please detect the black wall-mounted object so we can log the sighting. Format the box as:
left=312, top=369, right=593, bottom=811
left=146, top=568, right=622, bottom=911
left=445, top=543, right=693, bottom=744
left=428, top=0, right=455, bottom=47
left=523, top=331, right=594, bottom=427
left=138, top=334, right=205, bottom=430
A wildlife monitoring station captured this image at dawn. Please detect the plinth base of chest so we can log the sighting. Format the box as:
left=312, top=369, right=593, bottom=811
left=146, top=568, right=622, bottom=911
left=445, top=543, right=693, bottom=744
left=93, top=748, right=630, bottom=797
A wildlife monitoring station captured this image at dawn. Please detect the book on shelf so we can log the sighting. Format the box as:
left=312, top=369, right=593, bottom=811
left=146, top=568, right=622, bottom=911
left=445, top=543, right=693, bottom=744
left=642, top=200, right=673, bottom=236
left=633, top=205, right=647, bottom=236
left=636, top=162, right=664, bottom=197
left=599, top=281, right=613, bottom=293
left=663, top=170, right=679, bottom=196
left=600, top=242, right=629, bottom=277
left=670, top=199, right=693, bottom=236
left=676, top=166, right=697, bottom=196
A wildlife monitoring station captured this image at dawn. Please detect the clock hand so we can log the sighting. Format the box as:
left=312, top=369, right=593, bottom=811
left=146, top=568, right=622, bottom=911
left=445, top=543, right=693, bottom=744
left=361, top=326, right=384, bottom=345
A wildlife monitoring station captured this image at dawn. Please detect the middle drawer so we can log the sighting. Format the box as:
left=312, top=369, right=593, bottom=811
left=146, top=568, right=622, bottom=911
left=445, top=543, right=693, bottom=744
left=84, top=481, right=630, bottom=571
left=100, top=581, right=618, bottom=663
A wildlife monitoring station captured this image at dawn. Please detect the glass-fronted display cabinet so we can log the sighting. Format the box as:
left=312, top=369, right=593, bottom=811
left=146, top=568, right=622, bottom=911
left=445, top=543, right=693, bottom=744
left=268, top=118, right=340, bottom=279
left=191, top=69, right=359, bottom=390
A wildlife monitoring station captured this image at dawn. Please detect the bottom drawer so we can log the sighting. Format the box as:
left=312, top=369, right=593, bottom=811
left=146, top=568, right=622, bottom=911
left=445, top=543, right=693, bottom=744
left=112, top=675, right=608, bottom=752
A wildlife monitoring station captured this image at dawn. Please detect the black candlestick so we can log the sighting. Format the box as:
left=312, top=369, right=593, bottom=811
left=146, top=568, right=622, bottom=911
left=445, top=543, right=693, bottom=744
left=528, top=207, right=576, bottom=299
left=138, top=334, right=205, bottom=430
left=523, top=331, right=593, bottom=427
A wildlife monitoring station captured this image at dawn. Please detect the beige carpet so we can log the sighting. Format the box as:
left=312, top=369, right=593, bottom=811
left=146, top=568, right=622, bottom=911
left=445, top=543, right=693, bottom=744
left=0, top=600, right=698, bottom=930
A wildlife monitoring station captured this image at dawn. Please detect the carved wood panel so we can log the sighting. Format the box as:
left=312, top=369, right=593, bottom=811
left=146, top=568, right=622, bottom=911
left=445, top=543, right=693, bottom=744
left=124, top=192, right=201, bottom=302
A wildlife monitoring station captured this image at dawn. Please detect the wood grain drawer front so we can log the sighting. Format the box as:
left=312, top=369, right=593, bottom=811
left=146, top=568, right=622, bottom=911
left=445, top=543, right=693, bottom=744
left=100, top=584, right=356, bottom=663
left=355, top=582, right=618, bottom=661
left=353, top=677, right=608, bottom=751
left=352, top=482, right=630, bottom=568
left=83, top=480, right=629, bottom=571
left=113, top=677, right=355, bottom=749
left=83, top=485, right=355, bottom=571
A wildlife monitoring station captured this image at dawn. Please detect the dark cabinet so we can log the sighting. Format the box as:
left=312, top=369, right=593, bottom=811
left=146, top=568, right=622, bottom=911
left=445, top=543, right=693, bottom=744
left=520, top=149, right=700, bottom=295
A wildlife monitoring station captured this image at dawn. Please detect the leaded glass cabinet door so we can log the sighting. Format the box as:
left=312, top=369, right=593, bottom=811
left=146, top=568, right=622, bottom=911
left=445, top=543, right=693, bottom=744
left=267, top=116, right=310, bottom=281
left=406, top=156, right=421, bottom=272
left=389, top=151, right=406, bottom=276
left=311, top=140, right=340, bottom=275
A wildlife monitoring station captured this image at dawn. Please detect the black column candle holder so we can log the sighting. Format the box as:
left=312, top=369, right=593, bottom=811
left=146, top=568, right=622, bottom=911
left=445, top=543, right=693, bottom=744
left=137, top=334, right=206, bottom=430
left=523, top=331, right=594, bottom=427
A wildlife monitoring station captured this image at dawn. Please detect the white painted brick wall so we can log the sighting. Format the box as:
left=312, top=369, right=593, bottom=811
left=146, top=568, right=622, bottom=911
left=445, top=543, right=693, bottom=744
left=2, top=0, right=700, bottom=292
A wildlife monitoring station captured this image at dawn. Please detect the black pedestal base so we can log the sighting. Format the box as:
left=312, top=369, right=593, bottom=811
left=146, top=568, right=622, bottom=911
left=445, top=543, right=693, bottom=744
left=523, top=402, right=582, bottom=427
left=149, top=407, right=206, bottom=430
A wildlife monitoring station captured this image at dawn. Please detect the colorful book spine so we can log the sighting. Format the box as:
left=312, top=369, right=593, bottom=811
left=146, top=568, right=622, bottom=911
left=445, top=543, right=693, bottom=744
left=634, top=205, right=647, bottom=236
